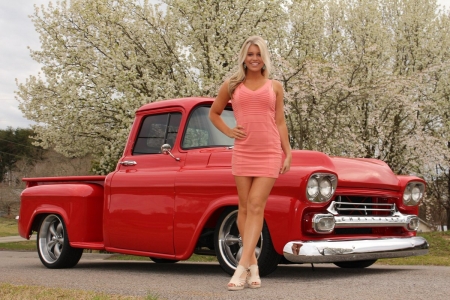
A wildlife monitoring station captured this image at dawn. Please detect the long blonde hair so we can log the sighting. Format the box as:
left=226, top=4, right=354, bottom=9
left=228, top=36, right=272, bottom=97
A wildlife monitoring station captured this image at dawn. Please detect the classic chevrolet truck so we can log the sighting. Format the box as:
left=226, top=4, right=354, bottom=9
left=18, top=97, right=428, bottom=276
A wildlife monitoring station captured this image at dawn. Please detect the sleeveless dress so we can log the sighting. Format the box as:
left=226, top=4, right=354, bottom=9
left=231, top=80, right=282, bottom=178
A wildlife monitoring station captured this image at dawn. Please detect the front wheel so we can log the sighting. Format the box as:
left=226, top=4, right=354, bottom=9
left=37, top=214, right=83, bottom=269
left=214, top=207, right=281, bottom=277
left=333, top=259, right=377, bottom=268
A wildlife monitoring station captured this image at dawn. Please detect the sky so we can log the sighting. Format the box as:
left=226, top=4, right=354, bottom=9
left=1, top=0, right=450, bottom=130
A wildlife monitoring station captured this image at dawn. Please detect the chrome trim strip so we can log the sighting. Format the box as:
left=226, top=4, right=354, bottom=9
left=283, top=237, right=428, bottom=263
left=333, top=213, right=419, bottom=229
left=119, top=160, right=137, bottom=166
left=324, top=200, right=419, bottom=231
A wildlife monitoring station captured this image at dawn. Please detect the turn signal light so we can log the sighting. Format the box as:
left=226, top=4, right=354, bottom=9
left=313, top=214, right=335, bottom=233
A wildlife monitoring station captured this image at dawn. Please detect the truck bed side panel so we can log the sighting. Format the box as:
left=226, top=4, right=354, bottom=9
left=19, top=183, right=104, bottom=244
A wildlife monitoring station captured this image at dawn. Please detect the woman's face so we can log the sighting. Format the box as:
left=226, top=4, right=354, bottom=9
left=244, top=44, right=264, bottom=72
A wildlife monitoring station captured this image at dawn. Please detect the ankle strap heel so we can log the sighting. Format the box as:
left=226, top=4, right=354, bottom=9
left=247, top=264, right=261, bottom=289
left=228, top=265, right=248, bottom=291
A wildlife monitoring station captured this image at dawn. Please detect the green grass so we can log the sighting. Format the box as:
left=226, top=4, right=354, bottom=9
left=0, top=217, right=19, bottom=237
left=0, top=240, right=36, bottom=251
left=0, top=283, right=160, bottom=300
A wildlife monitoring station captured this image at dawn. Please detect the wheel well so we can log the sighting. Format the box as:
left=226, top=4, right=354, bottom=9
left=195, top=206, right=237, bottom=249
left=30, top=214, right=49, bottom=234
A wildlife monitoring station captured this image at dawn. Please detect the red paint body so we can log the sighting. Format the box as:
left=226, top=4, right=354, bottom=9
left=18, top=97, right=425, bottom=260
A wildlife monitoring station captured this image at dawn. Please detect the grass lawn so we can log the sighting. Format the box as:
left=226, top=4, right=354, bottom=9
left=0, top=217, right=19, bottom=237
left=0, top=283, right=159, bottom=300
left=0, top=240, right=36, bottom=251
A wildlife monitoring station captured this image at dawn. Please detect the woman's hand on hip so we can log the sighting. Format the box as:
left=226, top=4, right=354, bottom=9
left=228, top=125, right=246, bottom=139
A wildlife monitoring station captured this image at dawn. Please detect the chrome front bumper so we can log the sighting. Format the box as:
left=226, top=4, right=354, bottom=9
left=283, top=237, right=428, bottom=263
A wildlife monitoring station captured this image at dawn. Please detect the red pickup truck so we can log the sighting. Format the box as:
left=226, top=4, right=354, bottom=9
left=18, top=97, right=428, bottom=276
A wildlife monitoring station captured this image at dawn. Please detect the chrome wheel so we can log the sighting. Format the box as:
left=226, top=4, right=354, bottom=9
left=37, top=214, right=83, bottom=269
left=215, top=208, right=263, bottom=273
left=39, top=215, right=65, bottom=264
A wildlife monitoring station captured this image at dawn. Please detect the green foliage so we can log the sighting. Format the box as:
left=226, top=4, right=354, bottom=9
left=0, top=128, right=44, bottom=183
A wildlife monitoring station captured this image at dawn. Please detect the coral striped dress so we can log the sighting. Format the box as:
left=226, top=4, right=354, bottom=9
left=231, top=80, right=282, bottom=178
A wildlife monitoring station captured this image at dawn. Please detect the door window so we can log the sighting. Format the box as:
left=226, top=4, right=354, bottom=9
left=133, top=112, right=182, bottom=155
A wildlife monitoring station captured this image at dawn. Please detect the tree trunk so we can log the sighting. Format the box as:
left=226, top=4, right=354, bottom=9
left=447, top=170, right=450, bottom=230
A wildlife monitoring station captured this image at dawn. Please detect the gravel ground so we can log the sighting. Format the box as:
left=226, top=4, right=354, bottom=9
left=1, top=250, right=449, bottom=299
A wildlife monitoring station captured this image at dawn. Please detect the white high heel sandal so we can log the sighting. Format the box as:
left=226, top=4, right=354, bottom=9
left=247, top=264, right=261, bottom=289
left=228, top=265, right=249, bottom=291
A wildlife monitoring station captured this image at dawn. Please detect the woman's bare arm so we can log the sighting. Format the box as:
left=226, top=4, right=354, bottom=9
left=209, top=80, right=246, bottom=139
left=273, top=80, right=292, bottom=173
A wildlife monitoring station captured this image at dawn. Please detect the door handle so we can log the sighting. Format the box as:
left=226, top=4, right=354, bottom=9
left=119, top=160, right=137, bottom=166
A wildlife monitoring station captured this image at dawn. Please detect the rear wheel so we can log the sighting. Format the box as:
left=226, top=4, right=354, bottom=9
left=333, top=259, right=377, bottom=268
left=214, top=207, right=281, bottom=277
left=37, top=214, right=83, bottom=269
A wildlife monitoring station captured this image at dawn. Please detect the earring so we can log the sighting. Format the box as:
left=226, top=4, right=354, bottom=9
left=262, top=65, right=266, bottom=70
left=243, top=63, right=247, bottom=69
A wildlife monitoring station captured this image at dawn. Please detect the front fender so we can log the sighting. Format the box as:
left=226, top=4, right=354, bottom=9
left=174, top=195, right=239, bottom=260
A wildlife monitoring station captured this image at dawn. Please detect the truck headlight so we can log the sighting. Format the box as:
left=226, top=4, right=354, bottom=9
left=403, top=182, right=425, bottom=206
left=307, top=177, right=319, bottom=198
left=306, top=173, right=337, bottom=203
left=319, top=178, right=333, bottom=198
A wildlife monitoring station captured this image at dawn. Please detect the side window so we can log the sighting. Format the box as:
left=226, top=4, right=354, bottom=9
left=133, top=112, right=182, bottom=155
left=182, top=106, right=235, bottom=149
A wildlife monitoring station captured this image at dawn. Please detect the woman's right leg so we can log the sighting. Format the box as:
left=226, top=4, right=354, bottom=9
left=227, top=176, right=253, bottom=290
left=230, top=176, right=275, bottom=289
left=234, top=176, right=253, bottom=244
left=239, top=177, right=276, bottom=267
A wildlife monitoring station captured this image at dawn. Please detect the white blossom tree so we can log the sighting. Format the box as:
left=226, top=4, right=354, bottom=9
left=16, top=0, right=450, bottom=227
left=16, top=0, right=285, bottom=172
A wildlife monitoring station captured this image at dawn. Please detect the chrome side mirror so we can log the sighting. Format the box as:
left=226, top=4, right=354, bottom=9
left=161, top=144, right=180, bottom=161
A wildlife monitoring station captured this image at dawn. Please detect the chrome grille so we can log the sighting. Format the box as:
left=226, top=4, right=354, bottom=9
left=330, top=196, right=396, bottom=216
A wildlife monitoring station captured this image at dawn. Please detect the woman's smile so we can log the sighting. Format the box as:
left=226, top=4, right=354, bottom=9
left=245, top=44, right=263, bottom=70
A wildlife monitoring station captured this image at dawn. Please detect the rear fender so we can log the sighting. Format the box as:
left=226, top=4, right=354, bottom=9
left=18, top=183, right=104, bottom=244
left=24, top=207, right=70, bottom=238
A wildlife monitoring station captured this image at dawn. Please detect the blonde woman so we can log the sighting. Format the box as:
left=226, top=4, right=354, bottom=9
left=209, top=36, right=292, bottom=290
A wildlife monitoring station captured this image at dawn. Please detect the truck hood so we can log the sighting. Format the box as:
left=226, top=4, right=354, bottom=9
left=330, top=157, right=400, bottom=191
